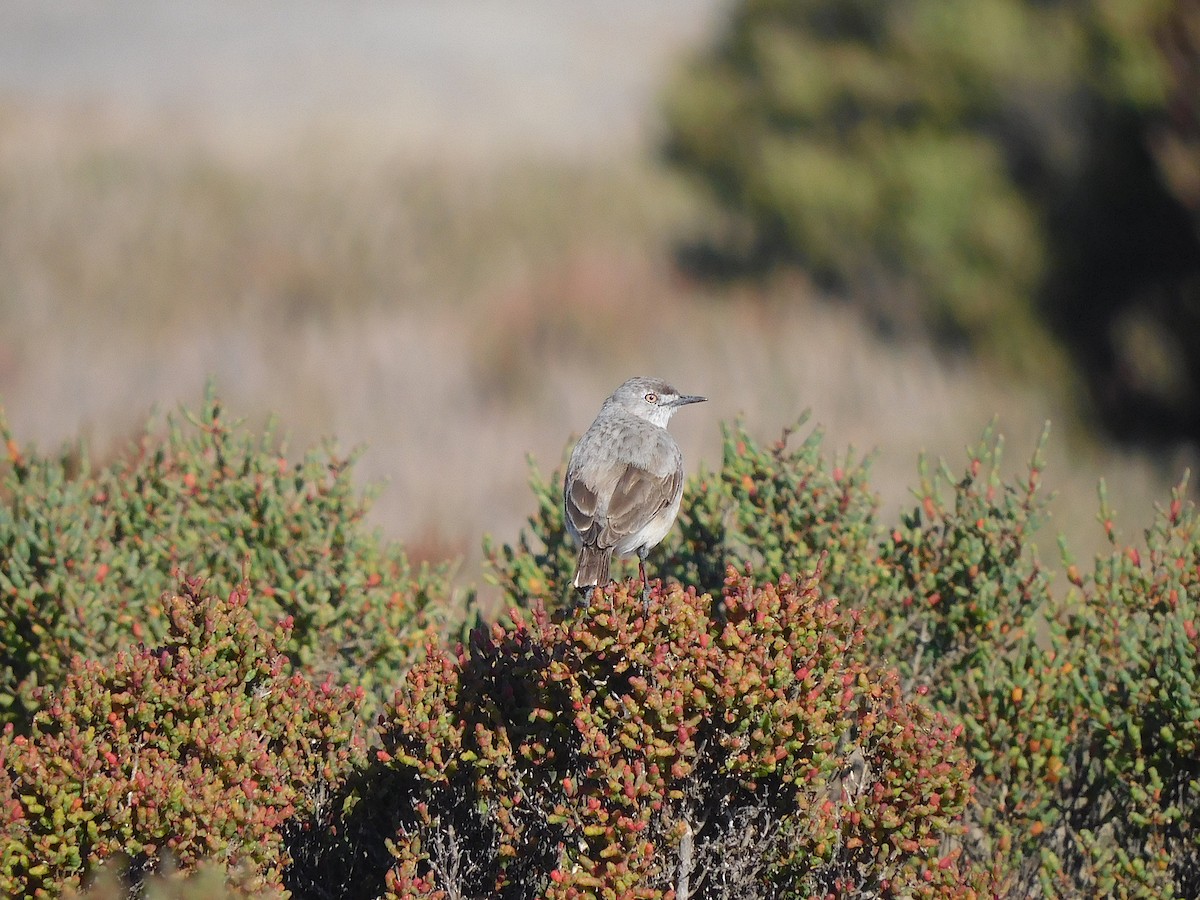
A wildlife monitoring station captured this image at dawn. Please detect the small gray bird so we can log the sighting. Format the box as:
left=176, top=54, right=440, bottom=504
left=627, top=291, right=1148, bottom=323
left=564, top=376, right=706, bottom=599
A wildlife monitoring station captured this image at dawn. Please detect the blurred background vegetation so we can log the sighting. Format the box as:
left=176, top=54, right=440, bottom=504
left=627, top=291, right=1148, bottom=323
left=0, top=1, right=1196, bottom=594
left=664, top=0, right=1200, bottom=443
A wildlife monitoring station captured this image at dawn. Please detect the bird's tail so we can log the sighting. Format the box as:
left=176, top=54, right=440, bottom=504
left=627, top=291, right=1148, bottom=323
left=572, top=545, right=612, bottom=593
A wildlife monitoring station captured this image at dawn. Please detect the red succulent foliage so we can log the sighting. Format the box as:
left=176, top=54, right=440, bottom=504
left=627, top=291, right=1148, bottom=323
left=0, top=578, right=365, bottom=897
left=376, top=566, right=988, bottom=899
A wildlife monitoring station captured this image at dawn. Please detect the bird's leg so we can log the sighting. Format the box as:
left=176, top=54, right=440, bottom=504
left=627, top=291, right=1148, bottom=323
left=638, top=556, right=649, bottom=610
left=573, top=584, right=596, bottom=615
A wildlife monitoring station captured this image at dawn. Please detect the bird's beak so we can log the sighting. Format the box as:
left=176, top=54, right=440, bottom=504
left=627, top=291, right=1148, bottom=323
left=674, top=394, right=707, bottom=407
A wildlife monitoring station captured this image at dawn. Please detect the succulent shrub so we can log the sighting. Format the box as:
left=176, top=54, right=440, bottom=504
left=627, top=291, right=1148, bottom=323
left=0, top=388, right=449, bottom=727
left=360, top=569, right=986, bottom=899
left=867, top=425, right=1081, bottom=890
left=874, top=433, right=1200, bottom=897
left=1047, top=477, right=1200, bottom=898
left=0, top=392, right=1194, bottom=896
left=492, top=416, right=1200, bottom=895
left=0, top=579, right=365, bottom=897
left=872, top=424, right=1054, bottom=686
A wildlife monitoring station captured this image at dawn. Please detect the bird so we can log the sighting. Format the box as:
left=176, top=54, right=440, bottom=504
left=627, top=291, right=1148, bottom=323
left=563, top=376, right=706, bottom=603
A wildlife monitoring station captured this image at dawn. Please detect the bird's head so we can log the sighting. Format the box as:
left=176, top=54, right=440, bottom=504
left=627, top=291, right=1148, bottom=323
left=607, top=376, right=707, bottom=428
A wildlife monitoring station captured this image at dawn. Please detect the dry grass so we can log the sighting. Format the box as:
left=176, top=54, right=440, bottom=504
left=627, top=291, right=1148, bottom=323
left=0, top=102, right=1192, bottom=593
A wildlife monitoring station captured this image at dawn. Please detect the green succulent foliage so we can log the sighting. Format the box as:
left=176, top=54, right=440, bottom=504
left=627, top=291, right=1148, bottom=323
left=873, top=422, right=1053, bottom=689
left=0, top=579, right=366, bottom=897
left=0, top=388, right=450, bottom=728
left=671, top=416, right=881, bottom=602
left=869, top=424, right=1081, bottom=884
left=1052, top=477, right=1200, bottom=898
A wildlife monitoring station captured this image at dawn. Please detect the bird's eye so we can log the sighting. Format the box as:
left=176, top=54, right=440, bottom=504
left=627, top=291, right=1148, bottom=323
left=644, top=392, right=658, bottom=404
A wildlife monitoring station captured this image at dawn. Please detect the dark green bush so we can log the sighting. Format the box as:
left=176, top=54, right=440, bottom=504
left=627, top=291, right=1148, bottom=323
left=663, top=0, right=1200, bottom=442
left=366, top=572, right=986, bottom=898
left=0, top=579, right=365, bottom=897
left=0, top=389, right=449, bottom=727
left=663, top=0, right=1055, bottom=361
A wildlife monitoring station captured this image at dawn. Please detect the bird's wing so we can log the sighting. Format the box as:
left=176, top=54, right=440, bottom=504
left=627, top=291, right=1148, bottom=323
left=566, top=475, right=604, bottom=545
left=567, top=461, right=681, bottom=550
left=605, top=462, right=682, bottom=539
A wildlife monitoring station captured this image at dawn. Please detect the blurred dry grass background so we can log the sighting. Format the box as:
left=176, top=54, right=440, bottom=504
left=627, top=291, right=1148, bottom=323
left=0, top=4, right=1193, bottom=591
